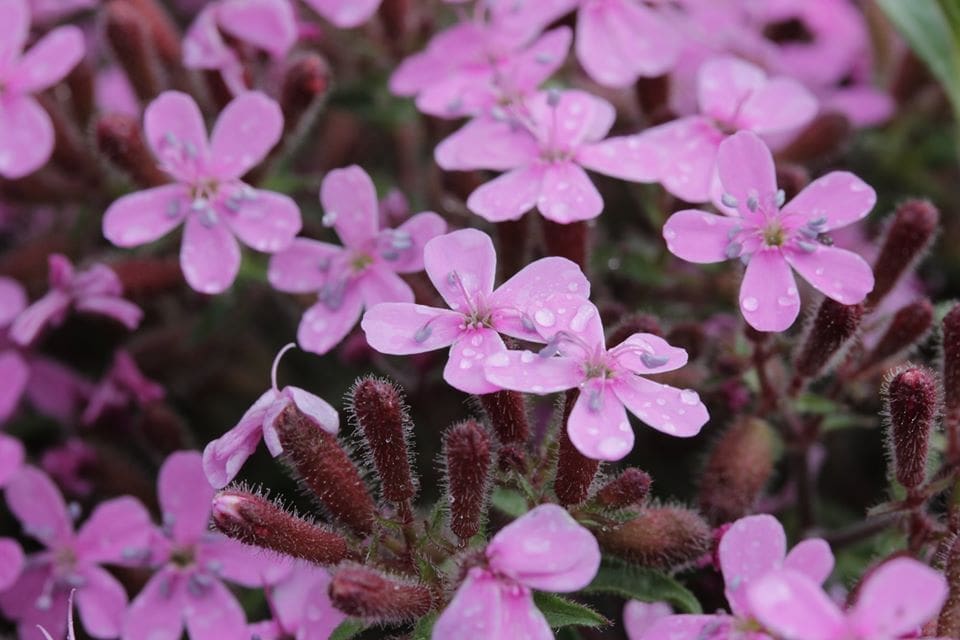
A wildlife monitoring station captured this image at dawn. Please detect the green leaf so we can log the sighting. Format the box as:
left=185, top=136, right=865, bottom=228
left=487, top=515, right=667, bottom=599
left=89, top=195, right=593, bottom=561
left=411, top=612, right=438, bottom=640
left=532, top=593, right=608, bottom=629
left=328, top=619, right=365, bottom=640
left=584, top=561, right=702, bottom=614
left=490, top=487, right=528, bottom=518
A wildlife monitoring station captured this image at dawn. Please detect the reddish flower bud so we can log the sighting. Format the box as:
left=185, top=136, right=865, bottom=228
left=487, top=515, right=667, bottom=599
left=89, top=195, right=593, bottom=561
left=495, top=218, right=529, bottom=280
left=867, top=200, right=939, bottom=308
left=666, top=322, right=705, bottom=361
left=138, top=402, right=189, bottom=456
left=111, top=257, right=183, bottom=296
left=634, top=75, right=671, bottom=124
left=555, top=390, right=600, bottom=506
left=594, top=468, right=652, bottom=509
left=937, top=536, right=960, bottom=636
left=105, top=1, right=164, bottom=101
left=96, top=114, right=170, bottom=188
left=65, top=59, right=95, bottom=125
left=122, top=0, right=182, bottom=69
left=942, top=305, right=960, bottom=446
left=443, top=419, right=493, bottom=542
left=280, top=54, right=330, bottom=136
left=542, top=217, right=589, bottom=269
left=596, top=506, right=711, bottom=570
left=275, top=404, right=376, bottom=536
left=884, top=366, right=938, bottom=489
left=792, top=299, right=864, bottom=389
left=328, top=563, right=433, bottom=622
left=212, top=490, right=350, bottom=565
left=699, top=418, right=775, bottom=523
left=859, top=299, right=934, bottom=373
left=779, top=112, right=852, bottom=163
left=349, top=377, right=417, bottom=508
left=479, top=390, right=529, bottom=451
left=606, top=313, right=664, bottom=349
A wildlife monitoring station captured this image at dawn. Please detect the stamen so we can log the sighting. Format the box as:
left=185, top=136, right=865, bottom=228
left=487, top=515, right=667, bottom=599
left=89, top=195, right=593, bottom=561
left=414, top=324, right=432, bottom=343
left=721, top=193, right=738, bottom=208
left=797, top=240, right=819, bottom=253
left=725, top=242, right=743, bottom=259
left=271, top=343, right=297, bottom=393
left=746, top=195, right=759, bottom=213
left=587, top=387, right=603, bottom=412
left=640, top=353, right=670, bottom=368
left=775, top=189, right=786, bottom=207
left=447, top=270, right=478, bottom=316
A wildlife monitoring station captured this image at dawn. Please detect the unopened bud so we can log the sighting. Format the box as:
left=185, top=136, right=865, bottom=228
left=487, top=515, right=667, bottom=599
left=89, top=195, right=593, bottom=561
left=212, top=490, right=350, bottom=565
left=555, top=390, right=600, bottom=506
left=275, top=404, right=376, bottom=536
left=542, top=218, right=589, bottom=269
left=779, top=112, right=852, bottom=163
left=329, top=563, right=432, bottom=622
left=607, top=313, right=663, bottom=349
left=443, top=419, right=493, bottom=542
left=884, top=366, right=938, bottom=489
left=792, top=299, right=863, bottom=389
left=97, top=114, right=169, bottom=188
left=937, top=536, right=960, bottom=636
left=479, top=390, right=529, bottom=453
left=699, top=418, right=775, bottom=523
left=596, top=506, right=711, bottom=570
left=105, top=1, right=164, bottom=101
left=942, top=305, right=960, bottom=443
left=349, top=377, right=417, bottom=507
left=867, top=200, right=939, bottom=308
left=859, top=299, right=934, bottom=373
left=495, top=218, right=530, bottom=282
left=594, top=468, right=652, bottom=509
left=280, top=54, right=330, bottom=135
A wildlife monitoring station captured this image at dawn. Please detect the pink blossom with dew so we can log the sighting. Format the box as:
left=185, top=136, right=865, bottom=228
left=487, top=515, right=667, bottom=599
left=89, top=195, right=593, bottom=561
left=183, top=0, right=298, bottom=96
left=268, top=165, right=446, bottom=356
left=662, top=131, right=875, bottom=332
left=631, top=56, right=818, bottom=203
left=0, top=466, right=153, bottom=640
left=0, top=276, right=30, bottom=423
left=202, top=343, right=339, bottom=488
left=102, top=91, right=302, bottom=294
left=484, top=296, right=708, bottom=460
left=9, top=254, right=142, bottom=347
left=124, top=451, right=292, bottom=640
left=0, top=0, right=85, bottom=179
left=37, top=589, right=77, bottom=640
left=302, top=0, right=381, bottom=28
left=432, top=504, right=601, bottom=640
left=360, top=228, right=591, bottom=394
left=247, top=562, right=345, bottom=640
left=624, top=601, right=672, bottom=640
left=746, top=557, right=949, bottom=640
left=436, top=89, right=661, bottom=223
left=81, top=351, right=165, bottom=426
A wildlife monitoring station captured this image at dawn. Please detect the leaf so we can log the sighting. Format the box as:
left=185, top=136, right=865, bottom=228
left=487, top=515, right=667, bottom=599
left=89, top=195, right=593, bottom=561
left=533, top=592, right=608, bottom=629
left=328, top=619, right=365, bottom=640
left=490, top=487, right=528, bottom=518
left=411, top=612, right=438, bottom=640
left=584, top=561, right=702, bottom=614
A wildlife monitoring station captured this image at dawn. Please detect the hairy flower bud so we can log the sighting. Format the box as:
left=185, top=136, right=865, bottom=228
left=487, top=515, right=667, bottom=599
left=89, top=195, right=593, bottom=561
left=596, top=506, right=711, bottom=570
left=443, top=419, right=493, bottom=542
left=479, top=390, right=529, bottom=452
left=329, top=564, right=433, bottom=622
left=792, top=299, right=864, bottom=389
left=280, top=54, right=330, bottom=136
left=96, top=114, right=169, bottom=188
left=275, top=404, right=376, bottom=536
left=699, top=418, right=775, bottom=523
left=884, top=366, right=938, bottom=489
left=212, top=490, right=350, bottom=565
left=938, top=536, right=960, bottom=636
left=349, top=377, right=417, bottom=508
left=542, top=218, right=589, bottom=269
left=595, top=468, right=652, bottom=509
left=555, top=390, right=600, bottom=506
left=859, top=299, right=934, bottom=373
left=867, top=200, right=939, bottom=308
left=943, top=305, right=960, bottom=450
left=105, top=1, right=164, bottom=101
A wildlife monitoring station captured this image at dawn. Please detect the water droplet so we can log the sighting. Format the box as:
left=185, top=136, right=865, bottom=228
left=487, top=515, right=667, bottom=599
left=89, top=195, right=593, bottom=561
left=520, top=351, right=535, bottom=363
left=664, top=229, right=677, bottom=240
left=680, top=389, right=699, bottom=405
left=598, top=437, right=628, bottom=458
left=742, top=297, right=759, bottom=312
left=534, top=308, right=556, bottom=327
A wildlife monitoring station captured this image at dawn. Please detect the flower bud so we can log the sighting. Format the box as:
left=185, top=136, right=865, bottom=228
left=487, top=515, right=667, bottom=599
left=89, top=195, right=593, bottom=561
left=479, top=390, right=529, bottom=452
left=280, top=54, right=330, bottom=136
left=867, top=200, right=939, bottom=308
left=496, top=218, right=530, bottom=281
left=699, top=418, right=775, bottom=523
left=884, top=366, right=938, bottom=489
left=212, top=490, right=350, bottom=565
left=443, top=419, right=493, bottom=542
left=859, top=299, right=934, bottom=373
left=555, top=390, right=600, bottom=506
left=594, top=468, right=652, bottom=509
left=329, top=563, right=433, bottom=622
left=596, top=506, right=711, bottom=570
left=275, top=404, right=376, bottom=536
left=105, top=1, right=164, bottom=101
left=792, top=299, right=863, bottom=390
left=779, top=112, right=852, bottom=163
left=942, top=305, right=960, bottom=444
left=96, top=114, right=170, bottom=188
left=542, top=218, right=589, bottom=269
left=349, top=377, right=417, bottom=508
left=938, top=536, right=960, bottom=636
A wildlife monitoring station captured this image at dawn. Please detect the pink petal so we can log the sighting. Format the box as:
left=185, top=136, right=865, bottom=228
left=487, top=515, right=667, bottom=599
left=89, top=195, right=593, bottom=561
left=641, top=614, right=734, bottom=640
left=697, top=56, right=766, bottom=124
left=487, top=503, right=600, bottom=592
left=0, top=276, right=26, bottom=327
left=184, top=577, right=248, bottom=640
left=158, top=451, right=215, bottom=546
left=122, top=569, right=186, bottom=640
left=268, top=239, right=342, bottom=293
left=0, top=351, right=29, bottom=423
left=466, top=166, right=543, bottom=222
left=737, top=77, right=818, bottom=136
left=824, top=86, right=894, bottom=128
left=285, top=386, right=338, bottom=434
left=537, top=162, right=603, bottom=222
left=718, top=514, right=787, bottom=617
left=505, top=27, right=572, bottom=97
left=484, top=351, right=583, bottom=394
left=783, top=538, right=835, bottom=586
left=303, top=0, right=381, bottom=28
left=576, top=135, right=662, bottom=183
left=357, top=266, right=414, bottom=307
left=530, top=90, right=616, bottom=147
left=75, top=565, right=128, bottom=638
left=415, top=66, right=495, bottom=119
left=432, top=569, right=504, bottom=640
left=103, top=185, right=189, bottom=248
left=638, top=117, right=722, bottom=203
left=180, top=213, right=241, bottom=294
left=360, top=303, right=463, bottom=355
left=201, top=536, right=292, bottom=588
left=568, top=381, right=634, bottom=461
left=785, top=245, right=873, bottom=305
left=224, top=188, right=301, bottom=253
left=75, top=496, right=153, bottom=565
left=8, top=26, right=85, bottom=94
left=388, top=211, right=447, bottom=273
left=424, top=229, right=497, bottom=311
left=5, top=466, right=72, bottom=547
left=526, top=294, right=605, bottom=346
left=435, top=118, right=539, bottom=172
left=210, top=92, right=283, bottom=179
left=144, top=92, right=210, bottom=171
left=299, top=573, right=345, bottom=639
left=320, top=165, right=379, bottom=248
left=849, top=558, right=948, bottom=638
left=268, top=565, right=331, bottom=632
left=663, top=209, right=741, bottom=264
left=613, top=376, right=708, bottom=438
left=297, top=285, right=364, bottom=356
left=0, top=0, right=29, bottom=62
left=716, top=131, right=778, bottom=211
left=74, top=295, right=143, bottom=330
left=0, top=95, right=54, bottom=179
left=203, top=390, right=277, bottom=488
left=388, top=22, right=486, bottom=96
left=623, top=601, right=672, bottom=640
left=740, top=249, right=801, bottom=332
left=0, top=538, right=24, bottom=590
left=781, top=172, right=876, bottom=232
left=217, top=0, right=297, bottom=58
left=25, top=356, right=92, bottom=423
left=614, top=333, right=689, bottom=375
left=500, top=585, right=554, bottom=640
left=0, top=564, right=65, bottom=636
left=747, top=570, right=847, bottom=640
left=183, top=6, right=234, bottom=70
left=443, top=329, right=506, bottom=395
left=0, top=433, right=25, bottom=486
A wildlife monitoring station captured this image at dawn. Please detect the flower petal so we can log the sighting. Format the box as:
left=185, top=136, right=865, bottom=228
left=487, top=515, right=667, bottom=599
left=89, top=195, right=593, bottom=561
left=432, top=569, right=504, bottom=640
left=0, top=0, right=29, bottom=62
left=180, top=213, right=241, bottom=294
left=224, top=188, right=301, bottom=253
left=781, top=172, right=876, bottom=232
left=747, top=570, right=847, bottom=640
left=216, top=0, right=297, bottom=58
left=122, top=568, right=186, bottom=640
left=0, top=95, right=54, bottom=179
left=75, top=496, right=153, bottom=565
left=143, top=91, right=210, bottom=170
left=504, top=26, right=572, bottom=98
left=9, top=26, right=85, bottom=93
left=388, top=211, right=447, bottom=273
left=158, top=451, right=215, bottom=546
left=718, top=514, right=787, bottom=617
left=424, top=229, right=497, bottom=311
left=202, top=390, right=276, bottom=488
left=0, top=538, right=23, bottom=591
left=623, top=601, right=672, bottom=640
left=435, top=117, right=539, bottom=172
left=576, top=135, right=662, bottom=183
left=103, top=185, right=189, bottom=248
left=267, top=239, right=341, bottom=293
left=530, top=89, right=616, bottom=147
left=75, top=565, right=128, bottom=638
left=614, top=376, right=708, bottom=438
left=74, top=295, right=143, bottom=330
left=466, top=166, right=543, bottom=223
left=484, top=351, right=583, bottom=394
left=320, top=165, right=379, bottom=248
left=663, top=209, right=742, bottom=264
left=5, top=466, right=72, bottom=547
left=783, top=538, right=835, bottom=586
left=614, top=333, right=689, bottom=375
left=785, top=245, right=874, bottom=305
left=716, top=131, right=777, bottom=211
left=737, top=77, right=818, bottom=135
left=0, top=351, right=29, bottom=423
left=526, top=294, right=605, bottom=346
left=443, top=329, right=506, bottom=395
left=849, top=557, right=948, bottom=638
left=537, top=162, right=603, bottom=223
left=357, top=266, right=414, bottom=308
left=641, top=614, right=733, bottom=640
left=740, top=249, right=801, bottom=332
left=201, top=536, right=292, bottom=588
left=9, top=291, right=70, bottom=346
left=210, top=92, right=283, bottom=179
left=0, top=433, right=24, bottom=486
left=0, top=276, right=26, bottom=327
left=361, top=303, right=463, bottom=355
left=697, top=57, right=766, bottom=123
left=303, top=0, right=381, bottom=28
left=184, top=577, right=248, bottom=640
left=285, top=386, right=339, bottom=434
left=568, top=381, right=634, bottom=461
left=297, top=286, right=364, bottom=356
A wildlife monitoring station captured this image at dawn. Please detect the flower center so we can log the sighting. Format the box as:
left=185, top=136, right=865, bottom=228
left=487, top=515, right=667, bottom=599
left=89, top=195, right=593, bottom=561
left=763, top=220, right=786, bottom=246
left=170, top=545, right=196, bottom=568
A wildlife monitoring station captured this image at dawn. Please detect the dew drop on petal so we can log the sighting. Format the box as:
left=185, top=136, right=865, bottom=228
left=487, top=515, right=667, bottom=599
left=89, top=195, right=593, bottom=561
left=680, top=389, right=700, bottom=405
left=534, top=308, right=556, bottom=327
left=742, top=297, right=759, bottom=312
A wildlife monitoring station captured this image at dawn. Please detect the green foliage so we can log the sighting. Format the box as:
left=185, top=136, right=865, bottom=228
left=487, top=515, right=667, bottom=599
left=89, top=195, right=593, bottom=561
left=584, top=560, right=703, bottom=614
left=328, top=619, right=365, bottom=640
left=533, top=593, right=609, bottom=630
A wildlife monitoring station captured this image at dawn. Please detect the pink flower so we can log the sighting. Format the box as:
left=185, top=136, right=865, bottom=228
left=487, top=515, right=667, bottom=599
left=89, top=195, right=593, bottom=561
left=268, top=165, right=446, bottom=355
left=0, top=466, right=153, bottom=639
left=662, top=131, right=875, bottom=332
left=248, top=563, right=345, bottom=640
left=81, top=350, right=165, bottom=426
left=24, top=356, right=94, bottom=424
left=302, top=0, right=381, bottom=28
left=202, top=344, right=338, bottom=488
left=634, top=56, right=818, bottom=203
left=644, top=514, right=834, bottom=639
left=94, top=66, right=140, bottom=117
left=0, top=276, right=30, bottom=423
left=41, top=439, right=98, bottom=498
left=103, top=91, right=302, bottom=295
left=124, top=451, right=291, bottom=640
left=436, top=90, right=658, bottom=223
left=747, top=557, right=948, bottom=640
left=0, top=0, right=85, bottom=178
left=624, top=601, right=671, bottom=640
left=9, top=254, right=143, bottom=347
left=432, top=504, right=601, bottom=640
left=360, top=228, right=590, bottom=394
left=484, top=297, right=708, bottom=460
left=37, top=590, right=77, bottom=640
